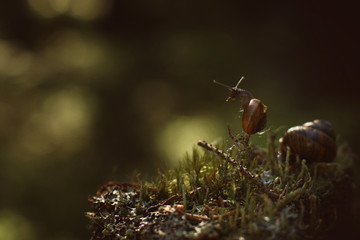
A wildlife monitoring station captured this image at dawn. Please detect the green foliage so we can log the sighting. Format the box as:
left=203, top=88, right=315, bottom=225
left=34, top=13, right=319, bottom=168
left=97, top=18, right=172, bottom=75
left=87, top=129, right=353, bottom=240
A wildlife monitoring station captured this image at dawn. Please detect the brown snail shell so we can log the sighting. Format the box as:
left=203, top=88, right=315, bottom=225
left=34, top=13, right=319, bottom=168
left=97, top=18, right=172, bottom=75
left=242, top=98, right=267, bottom=135
left=279, top=120, right=337, bottom=163
left=214, top=77, right=267, bottom=135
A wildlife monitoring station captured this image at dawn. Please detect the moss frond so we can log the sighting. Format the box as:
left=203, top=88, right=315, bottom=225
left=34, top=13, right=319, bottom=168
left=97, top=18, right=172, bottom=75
left=87, top=130, right=354, bottom=240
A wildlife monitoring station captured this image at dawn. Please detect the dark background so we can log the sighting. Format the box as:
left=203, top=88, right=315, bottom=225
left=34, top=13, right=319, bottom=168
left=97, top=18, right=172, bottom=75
left=0, top=1, right=359, bottom=239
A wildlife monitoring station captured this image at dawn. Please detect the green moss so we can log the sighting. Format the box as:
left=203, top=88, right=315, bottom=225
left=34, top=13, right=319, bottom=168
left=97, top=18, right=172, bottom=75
left=86, top=129, right=354, bottom=239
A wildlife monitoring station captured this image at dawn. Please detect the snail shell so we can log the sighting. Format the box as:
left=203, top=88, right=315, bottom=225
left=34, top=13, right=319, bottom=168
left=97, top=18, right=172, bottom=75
left=242, top=99, right=267, bottom=135
left=279, top=120, right=337, bottom=163
left=214, top=77, right=267, bottom=135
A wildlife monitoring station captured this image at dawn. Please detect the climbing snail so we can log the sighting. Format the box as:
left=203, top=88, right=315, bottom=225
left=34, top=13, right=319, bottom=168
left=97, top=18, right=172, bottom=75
left=279, top=120, right=337, bottom=163
left=214, top=77, right=267, bottom=135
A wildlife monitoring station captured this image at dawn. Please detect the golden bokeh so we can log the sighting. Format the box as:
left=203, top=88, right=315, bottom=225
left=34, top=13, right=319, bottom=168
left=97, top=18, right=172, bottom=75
left=155, top=116, right=223, bottom=164
left=42, top=30, right=105, bottom=70
left=0, top=41, right=34, bottom=78
left=16, top=87, right=97, bottom=159
left=0, top=210, right=36, bottom=240
left=27, top=0, right=112, bottom=21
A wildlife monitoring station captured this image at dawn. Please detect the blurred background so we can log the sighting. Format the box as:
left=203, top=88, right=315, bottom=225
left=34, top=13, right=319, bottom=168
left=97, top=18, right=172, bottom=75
left=0, top=1, right=359, bottom=239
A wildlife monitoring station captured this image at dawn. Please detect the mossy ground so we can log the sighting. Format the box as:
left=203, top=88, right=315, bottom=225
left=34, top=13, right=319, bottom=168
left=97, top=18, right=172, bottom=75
left=86, top=128, right=354, bottom=240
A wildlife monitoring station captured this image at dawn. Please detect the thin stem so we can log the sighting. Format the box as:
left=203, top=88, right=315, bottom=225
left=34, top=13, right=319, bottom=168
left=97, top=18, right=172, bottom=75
left=197, top=140, right=279, bottom=201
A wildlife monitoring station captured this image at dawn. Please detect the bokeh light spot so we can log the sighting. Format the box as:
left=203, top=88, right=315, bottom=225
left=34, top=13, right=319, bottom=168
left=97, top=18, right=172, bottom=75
left=27, top=0, right=111, bottom=20
left=43, top=30, right=105, bottom=70
left=69, top=0, right=112, bottom=21
left=0, top=210, right=36, bottom=240
left=156, top=116, right=222, bottom=164
left=51, top=0, right=71, bottom=14
left=18, top=87, right=97, bottom=158
left=27, top=0, right=59, bottom=18
left=0, top=41, right=34, bottom=77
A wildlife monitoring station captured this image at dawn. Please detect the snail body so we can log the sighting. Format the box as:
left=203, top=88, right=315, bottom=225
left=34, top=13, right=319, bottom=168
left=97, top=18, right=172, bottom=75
left=280, top=120, right=337, bottom=163
left=214, top=77, right=267, bottom=135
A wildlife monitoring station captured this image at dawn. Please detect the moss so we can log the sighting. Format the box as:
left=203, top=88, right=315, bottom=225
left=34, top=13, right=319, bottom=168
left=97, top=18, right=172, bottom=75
left=86, top=125, right=354, bottom=240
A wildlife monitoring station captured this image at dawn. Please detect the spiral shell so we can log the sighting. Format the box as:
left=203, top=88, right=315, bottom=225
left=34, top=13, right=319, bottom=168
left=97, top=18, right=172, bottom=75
left=242, top=99, right=267, bottom=135
left=279, top=120, right=337, bottom=163
left=214, top=77, right=267, bottom=135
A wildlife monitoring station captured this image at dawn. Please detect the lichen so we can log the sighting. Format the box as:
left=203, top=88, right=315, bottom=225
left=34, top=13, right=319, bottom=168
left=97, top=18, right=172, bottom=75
left=86, top=128, right=354, bottom=239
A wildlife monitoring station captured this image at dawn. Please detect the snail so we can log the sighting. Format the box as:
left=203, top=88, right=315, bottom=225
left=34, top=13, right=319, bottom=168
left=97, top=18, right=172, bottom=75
left=279, top=120, right=337, bottom=163
left=214, top=77, right=267, bottom=135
